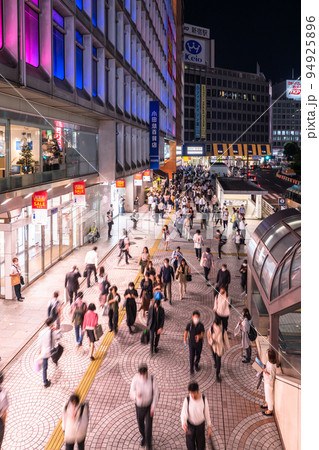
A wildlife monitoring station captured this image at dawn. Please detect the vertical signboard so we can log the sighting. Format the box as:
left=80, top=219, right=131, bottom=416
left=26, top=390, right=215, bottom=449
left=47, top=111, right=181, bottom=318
left=134, top=173, right=143, bottom=186
left=143, top=170, right=151, bottom=181
left=167, top=16, right=174, bottom=80
left=32, top=191, right=48, bottom=225
left=195, top=84, right=201, bottom=138
left=149, top=101, right=160, bottom=169
left=116, top=179, right=126, bottom=188
left=201, top=85, right=206, bottom=139
left=73, top=181, right=86, bottom=206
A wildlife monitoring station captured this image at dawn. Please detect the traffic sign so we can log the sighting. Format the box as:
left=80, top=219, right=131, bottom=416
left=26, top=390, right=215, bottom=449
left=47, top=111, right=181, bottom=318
left=278, top=198, right=286, bottom=206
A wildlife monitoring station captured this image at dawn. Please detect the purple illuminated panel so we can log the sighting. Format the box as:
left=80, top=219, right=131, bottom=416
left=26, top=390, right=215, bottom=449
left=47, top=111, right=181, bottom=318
left=0, top=0, right=2, bottom=49
left=25, top=5, right=39, bottom=67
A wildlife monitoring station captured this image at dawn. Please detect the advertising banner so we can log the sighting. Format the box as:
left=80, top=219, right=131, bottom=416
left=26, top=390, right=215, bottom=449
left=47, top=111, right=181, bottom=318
left=182, top=144, right=206, bottom=157
left=143, top=169, right=151, bottom=181
left=201, top=85, right=206, bottom=139
left=286, top=80, right=301, bottom=100
left=116, top=179, right=126, bottom=188
left=149, top=101, right=160, bottom=169
left=184, top=37, right=206, bottom=65
left=32, top=191, right=48, bottom=225
left=73, top=181, right=86, bottom=206
left=134, top=173, right=143, bottom=186
left=167, top=16, right=174, bottom=80
left=195, top=84, right=201, bottom=138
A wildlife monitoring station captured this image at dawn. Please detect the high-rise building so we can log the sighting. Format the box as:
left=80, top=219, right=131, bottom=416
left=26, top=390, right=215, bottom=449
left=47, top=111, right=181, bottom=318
left=0, top=0, right=181, bottom=299
left=271, top=80, right=301, bottom=158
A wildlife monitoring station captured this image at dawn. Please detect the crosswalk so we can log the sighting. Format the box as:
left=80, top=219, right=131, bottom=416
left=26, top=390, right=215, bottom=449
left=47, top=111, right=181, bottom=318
left=263, top=192, right=282, bottom=203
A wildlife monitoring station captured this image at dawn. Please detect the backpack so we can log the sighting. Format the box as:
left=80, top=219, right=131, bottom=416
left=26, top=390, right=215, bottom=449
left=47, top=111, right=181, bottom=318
left=248, top=320, right=257, bottom=341
left=186, top=394, right=206, bottom=416
left=48, top=301, right=59, bottom=321
left=118, top=238, right=125, bottom=249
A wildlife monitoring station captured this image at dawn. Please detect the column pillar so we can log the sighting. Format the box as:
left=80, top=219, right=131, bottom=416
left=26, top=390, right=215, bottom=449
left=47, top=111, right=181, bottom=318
left=4, top=227, right=15, bottom=300
left=269, top=313, right=279, bottom=350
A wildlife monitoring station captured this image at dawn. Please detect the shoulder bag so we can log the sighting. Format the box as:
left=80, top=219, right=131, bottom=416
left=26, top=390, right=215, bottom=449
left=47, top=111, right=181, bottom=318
left=94, top=323, right=103, bottom=340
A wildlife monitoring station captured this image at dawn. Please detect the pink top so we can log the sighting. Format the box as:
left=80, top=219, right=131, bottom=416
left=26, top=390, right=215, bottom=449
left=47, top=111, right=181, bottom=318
left=83, top=310, right=98, bottom=330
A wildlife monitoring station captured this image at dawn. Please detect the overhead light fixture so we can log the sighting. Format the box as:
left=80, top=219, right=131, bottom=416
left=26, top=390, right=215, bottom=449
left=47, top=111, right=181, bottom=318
left=65, top=183, right=71, bottom=188
left=47, top=188, right=52, bottom=192
left=24, top=193, right=32, bottom=199
left=1, top=198, right=12, bottom=205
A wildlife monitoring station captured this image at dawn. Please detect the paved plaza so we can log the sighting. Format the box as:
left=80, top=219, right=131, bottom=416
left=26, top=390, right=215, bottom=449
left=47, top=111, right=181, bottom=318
left=1, top=211, right=283, bottom=449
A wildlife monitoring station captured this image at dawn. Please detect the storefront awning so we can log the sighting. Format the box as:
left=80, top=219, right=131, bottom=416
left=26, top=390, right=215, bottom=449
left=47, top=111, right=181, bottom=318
left=210, top=143, right=271, bottom=157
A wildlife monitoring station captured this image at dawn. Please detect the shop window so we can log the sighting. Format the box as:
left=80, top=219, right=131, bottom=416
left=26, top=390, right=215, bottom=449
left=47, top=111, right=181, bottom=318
left=92, top=0, right=97, bottom=26
left=25, top=2, right=40, bottom=67
left=76, top=31, right=84, bottom=89
left=42, top=129, right=63, bottom=172
left=92, top=46, right=98, bottom=97
left=53, top=10, right=65, bottom=80
left=10, top=125, right=40, bottom=175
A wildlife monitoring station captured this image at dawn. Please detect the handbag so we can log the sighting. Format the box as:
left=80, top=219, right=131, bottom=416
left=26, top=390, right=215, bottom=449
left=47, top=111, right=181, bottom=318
left=20, top=275, right=25, bottom=285
left=186, top=274, right=192, bottom=282
left=141, top=328, right=150, bottom=344
left=51, top=344, right=64, bottom=365
left=83, top=267, right=88, bottom=278
left=94, top=323, right=103, bottom=340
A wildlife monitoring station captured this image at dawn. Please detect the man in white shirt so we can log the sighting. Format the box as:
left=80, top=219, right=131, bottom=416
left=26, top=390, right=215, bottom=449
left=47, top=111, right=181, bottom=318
left=148, top=194, right=154, bottom=211
left=84, top=246, right=98, bottom=287
left=181, top=382, right=211, bottom=450
left=0, top=372, right=9, bottom=449
left=38, top=318, right=56, bottom=388
left=130, top=364, right=159, bottom=449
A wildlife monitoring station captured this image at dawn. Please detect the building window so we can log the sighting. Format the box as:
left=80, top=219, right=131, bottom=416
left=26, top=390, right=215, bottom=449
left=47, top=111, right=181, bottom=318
left=92, top=0, right=97, bottom=26
left=92, top=46, right=98, bottom=97
left=53, top=10, right=65, bottom=80
left=76, top=0, right=83, bottom=9
left=25, top=1, right=40, bottom=67
left=76, top=31, right=84, bottom=89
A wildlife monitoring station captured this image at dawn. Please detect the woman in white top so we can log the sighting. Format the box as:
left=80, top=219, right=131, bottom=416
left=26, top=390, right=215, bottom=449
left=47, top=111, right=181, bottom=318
left=261, top=348, right=277, bottom=416
left=193, top=230, right=204, bottom=261
left=233, top=230, right=241, bottom=259
left=213, top=286, right=230, bottom=333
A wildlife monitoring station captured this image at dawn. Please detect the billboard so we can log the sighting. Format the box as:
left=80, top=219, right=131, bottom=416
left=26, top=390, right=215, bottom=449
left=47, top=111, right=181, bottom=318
left=149, top=101, right=160, bottom=169
left=134, top=173, right=143, bottom=186
left=167, top=16, right=174, bottom=80
left=195, top=84, right=201, bottom=138
left=184, top=37, right=206, bottom=65
left=286, top=80, right=301, bottom=100
left=182, top=144, right=206, bottom=157
left=201, top=85, right=206, bottom=139
left=184, top=23, right=210, bottom=39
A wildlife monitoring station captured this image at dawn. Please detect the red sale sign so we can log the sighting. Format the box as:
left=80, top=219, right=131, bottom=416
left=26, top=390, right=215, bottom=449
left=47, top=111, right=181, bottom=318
left=73, top=181, right=85, bottom=196
left=32, top=191, right=48, bottom=209
left=116, top=179, right=126, bottom=188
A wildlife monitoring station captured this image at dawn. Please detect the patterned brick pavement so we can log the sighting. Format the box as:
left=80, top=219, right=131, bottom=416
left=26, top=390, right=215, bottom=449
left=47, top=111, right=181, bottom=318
left=1, top=212, right=283, bottom=449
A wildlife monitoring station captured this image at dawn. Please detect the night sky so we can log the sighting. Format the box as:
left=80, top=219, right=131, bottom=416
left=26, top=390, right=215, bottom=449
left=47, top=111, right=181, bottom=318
left=184, top=0, right=301, bottom=84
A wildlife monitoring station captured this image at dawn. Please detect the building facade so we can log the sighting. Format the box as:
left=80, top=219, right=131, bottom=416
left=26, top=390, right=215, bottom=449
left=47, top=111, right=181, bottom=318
left=0, top=0, right=180, bottom=299
left=271, top=80, right=301, bottom=158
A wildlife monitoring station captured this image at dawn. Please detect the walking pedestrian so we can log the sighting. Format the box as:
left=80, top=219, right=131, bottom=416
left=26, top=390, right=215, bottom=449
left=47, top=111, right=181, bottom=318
left=139, top=247, right=150, bottom=274
left=158, top=199, right=165, bottom=218
left=261, top=349, right=277, bottom=416
left=38, top=317, right=56, bottom=388
left=153, top=275, right=163, bottom=296
left=159, top=258, right=175, bottom=304
left=119, top=196, right=125, bottom=215
left=183, top=215, right=191, bottom=240
left=176, top=213, right=184, bottom=237
left=124, top=282, right=138, bottom=334
left=207, top=316, right=224, bottom=382
left=0, top=372, right=9, bottom=449
left=213, top=287, right=230, bottom=333
left=47, top=291, right=62, bottom=330
left=9, top=257, right=24, bottom=302
left=233, top=230, right=241, bottom=259
left=134, top=196, right=140, bottom=211
left=222, top=208, right=229, bottom=229
left=193, top=230, right=204, bottom=261
left=171, top=246, right=183, bottom=273
left=176, top=258, right=191, bottom=301
left=106, top=211, right=113, bottom=238
left=130, top=364, right=159, bottom=450
left=144, top=260, right=156, bottom=283
left=215, top=208, right=222, bottom=226
left=154, top=204, right=160, bottom=224
left=214, top=229, right=227, bottom=259
left=84, top=246, right=98, bottom=288
left=184, top=311, right=205, bottom=375
left=215, top=264, right=231, bottom=297
left=162, top=225, right=170, bottom=251
left=118, top=231, right=130, bottom=265
left=107, top=286, right=121, bottom=334
left=131, top=210, right=139, bottom=229
left=147, top=297, right=165, bottom=354
left=72, top=292, right=87, bottom=347
left=148, top=193, right=154, bottom=211
left=201, top=248, right=214, bottom=286
left=181, top=382, right=212, bottom=450
left=238, top=308, right=252, bottom=363
left=83, top=303, right=98, bottom=360
left=188, top=207, right=194, bottom=229
left=139, top=272, right=153, bottom=317
left=239, top=217, right=247, bottom=244
left=98, top=267, right=110, bottom=307
left=62, top=394, right=89, bottom=450
left=65, top=265, right=81, bottom=304
left=239, top=260, right=248, bottom=295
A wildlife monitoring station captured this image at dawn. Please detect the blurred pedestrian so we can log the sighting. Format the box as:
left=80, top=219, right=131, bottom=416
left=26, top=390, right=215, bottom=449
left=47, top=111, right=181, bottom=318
left=147, top=296, right=165, bottom=355
left=233, top=230, right=241, bottom=259
left=213, top=286, right=230, bottom=333
left=176, top=259, right=191, bottom=301
left=124, top=282, right=138, bottom=334
left=107, top=286, right=121, bottom=334
left=193, top=230, right=204, bottom=261
left=65, top=265, right=81, bottom=304
left=83, top=303, right=98, bottom=361
left=201, top=248, right=214, bottom=286
left=47, top=291, right=62, bottom=330
left=38, top=317, right=56, bottom=388
left=240, top=260, right=248, bottom=295
left=62, top=394, right=89, bottom=450
left=207, top=316, right=224, bottom=382
left=84, top=246, right=98, bottom=288
left=72, top=292, right=87, bottom=347
left=139, top=247, right=150, bottom=274
left=159, top=258, right=175, bottom=305
left=98, top=267, right=110, bottom=307
left=0, top=372, right=9, bottom=449
left=139, top=272, right=153, bottom=317
left=184, top=311, right=205, bottom=375
left=162, top=225, right=170, bottom=251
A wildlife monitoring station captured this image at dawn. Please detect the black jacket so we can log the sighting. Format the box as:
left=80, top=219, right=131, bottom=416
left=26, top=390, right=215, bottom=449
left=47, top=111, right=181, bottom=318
left=65, top=270, right=81, bottom=291
left=216, top=269, right=231, bottom=287
left=147, top=305, right=165, bottom=331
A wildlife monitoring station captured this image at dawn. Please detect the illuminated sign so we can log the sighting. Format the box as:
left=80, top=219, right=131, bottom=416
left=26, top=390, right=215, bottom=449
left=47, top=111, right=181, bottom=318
left=184, top=37, right=206, bottom=65
left=55, top=127, right=63, bottom=149
left=73, top=181, right=86, bottom=206
left=182, top=144, right=206, bottom=157
left=32, top=191, right=48, bottom=225
left=201, top=85, right=206, bottom=138
left=143, top=170, right=151, bottom=181
left=149, top=101, right=160, bottom=169
left=116, top=179, right=126, bottom=188
left=134, top=173, right=143, bottom=186
left=184, top=23, right=210, bottom=39
left=286, top=80, right=301, bottom=100
left=195, top=84, right=201, bottom=138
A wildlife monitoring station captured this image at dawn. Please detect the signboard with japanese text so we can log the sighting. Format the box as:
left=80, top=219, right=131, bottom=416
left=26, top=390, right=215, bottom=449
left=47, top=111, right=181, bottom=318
left=167, top=16, right=174, bottom=80
left=55, top=127, right=63, bottom=149
left=73, top=181, right=86, bottom=206
left=143, top=170, right=151, bottom=181
left=134, top=173, right=143, bottom=186
left=201, top=85, right=206, bottom=138
left=184, top=37, right=206, bottom=65
left=195, top=84, right=201, bottom=138
left=116, top=179, right=126, bottom=188
left=286, top=80, right=301, bottom=101
left=184, top=23, right=210, bottom=39
left=32, top=191, right=48, bottom=225
left=182, top=144, right=206, bottom=157
left=149, top=101, right=160, bottom=169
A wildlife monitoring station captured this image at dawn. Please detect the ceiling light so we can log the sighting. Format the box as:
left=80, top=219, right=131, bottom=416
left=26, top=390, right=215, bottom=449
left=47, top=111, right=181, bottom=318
left=1, top=198, right=12, bottom=205
left=24, top=193, right=32, bottom=199
left=65, top=183, right=71, bottom=188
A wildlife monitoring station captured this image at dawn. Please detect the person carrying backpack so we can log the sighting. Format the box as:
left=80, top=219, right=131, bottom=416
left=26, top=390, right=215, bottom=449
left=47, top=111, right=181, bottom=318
left=47, top=291, right=62, bottom=330
left=62, top=394, right=89, bottom=450
left=181, top=382, right=212, bottom=450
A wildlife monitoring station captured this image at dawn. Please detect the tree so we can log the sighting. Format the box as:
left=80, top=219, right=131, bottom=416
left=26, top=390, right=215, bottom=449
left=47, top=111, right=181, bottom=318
left=16, top=142, right=36, bottom=174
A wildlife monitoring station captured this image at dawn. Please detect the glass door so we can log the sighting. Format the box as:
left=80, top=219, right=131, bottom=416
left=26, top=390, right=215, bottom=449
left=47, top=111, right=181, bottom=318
left=52, top=210, right=60, bottom=263
left=15, top=226, right=28, bottom=283
left=28, top=223, right=43, bottom=281
left=61, top=207, right=72, bottom=256
left=44, top=215, right=52, bottom=269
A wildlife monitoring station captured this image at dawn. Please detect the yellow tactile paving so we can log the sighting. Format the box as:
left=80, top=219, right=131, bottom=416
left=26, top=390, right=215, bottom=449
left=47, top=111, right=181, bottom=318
left=45, top=213, right=173, bottom=450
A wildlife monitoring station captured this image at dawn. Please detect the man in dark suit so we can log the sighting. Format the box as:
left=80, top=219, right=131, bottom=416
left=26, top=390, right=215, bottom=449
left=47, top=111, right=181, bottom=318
left=147, top=298, right=165, bottom=355
left=65, top=266, right=81, bottom=304
left=215, top=264, right=231, bottom=297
